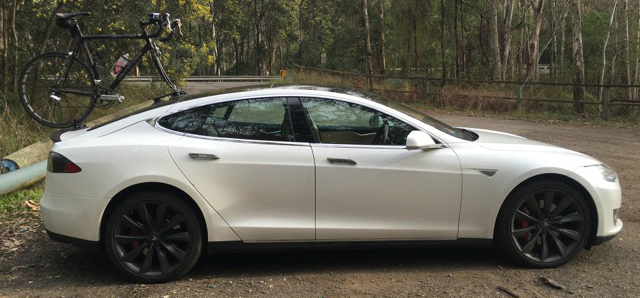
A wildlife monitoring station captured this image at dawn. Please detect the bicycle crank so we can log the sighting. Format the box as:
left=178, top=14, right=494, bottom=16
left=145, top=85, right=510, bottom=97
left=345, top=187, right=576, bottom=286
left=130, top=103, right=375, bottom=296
left=99, top=94, right=125, bottom=102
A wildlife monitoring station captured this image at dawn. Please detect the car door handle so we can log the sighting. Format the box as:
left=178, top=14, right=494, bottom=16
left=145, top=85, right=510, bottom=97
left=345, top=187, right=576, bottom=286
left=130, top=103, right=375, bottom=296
left=327, top=158, right=357, bottom=165
left=189, top=153, right=220, bottom=160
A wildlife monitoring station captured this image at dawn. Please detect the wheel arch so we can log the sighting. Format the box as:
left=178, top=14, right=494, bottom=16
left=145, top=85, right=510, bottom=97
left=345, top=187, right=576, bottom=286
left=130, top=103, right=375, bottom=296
left=492, top=173, right=598, bottom=248
left=99, top=182, right=209, bottom=247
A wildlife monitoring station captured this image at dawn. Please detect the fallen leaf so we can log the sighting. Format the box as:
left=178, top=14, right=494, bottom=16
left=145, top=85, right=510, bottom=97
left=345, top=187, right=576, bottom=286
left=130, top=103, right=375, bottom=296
left=25, top=200, right=40, bottom=211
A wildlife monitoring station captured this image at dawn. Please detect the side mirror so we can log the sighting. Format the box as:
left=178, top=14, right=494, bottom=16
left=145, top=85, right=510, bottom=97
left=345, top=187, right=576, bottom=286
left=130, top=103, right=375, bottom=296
left=406, top=131, right=441, bottom=150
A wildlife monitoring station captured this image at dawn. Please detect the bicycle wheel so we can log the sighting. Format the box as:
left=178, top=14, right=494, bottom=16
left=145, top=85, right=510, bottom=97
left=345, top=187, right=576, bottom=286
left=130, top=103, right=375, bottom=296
left=19, top=52, right=95, bottom=128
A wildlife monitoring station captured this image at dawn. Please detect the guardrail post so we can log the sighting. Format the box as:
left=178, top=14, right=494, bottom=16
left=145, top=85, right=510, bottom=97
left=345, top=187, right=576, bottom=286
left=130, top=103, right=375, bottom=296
left=515, top=84, right=523, bottom=109
left=602, top=86, right=610, bottom=121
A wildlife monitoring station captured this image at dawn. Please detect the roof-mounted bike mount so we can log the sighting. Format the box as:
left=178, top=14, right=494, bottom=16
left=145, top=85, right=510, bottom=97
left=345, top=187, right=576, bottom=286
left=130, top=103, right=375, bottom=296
left=153, top=90, right=187, bottom=103
left=72, top=119, right=87, bottom=130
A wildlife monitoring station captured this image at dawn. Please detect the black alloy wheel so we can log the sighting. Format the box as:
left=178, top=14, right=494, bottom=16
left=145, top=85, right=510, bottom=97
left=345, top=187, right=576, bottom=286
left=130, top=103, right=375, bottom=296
left=105, top=192, right=202, bottom=283
left=497, top=180, right=591, bottom=267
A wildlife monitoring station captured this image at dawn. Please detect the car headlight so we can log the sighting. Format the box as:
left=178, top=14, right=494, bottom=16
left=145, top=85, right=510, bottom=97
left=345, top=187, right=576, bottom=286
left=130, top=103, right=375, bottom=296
left=585, top=164, right=617, bottom=182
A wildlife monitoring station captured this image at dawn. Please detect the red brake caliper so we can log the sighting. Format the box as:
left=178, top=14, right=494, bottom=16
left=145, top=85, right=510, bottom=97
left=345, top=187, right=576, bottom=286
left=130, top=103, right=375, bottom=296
left=518, top=208, right=531, bottom=242
left=131, top=230, right=140, bottom=249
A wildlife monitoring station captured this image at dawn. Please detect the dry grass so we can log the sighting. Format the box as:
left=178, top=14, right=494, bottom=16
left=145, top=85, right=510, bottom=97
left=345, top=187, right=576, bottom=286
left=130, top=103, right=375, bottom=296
left=0, top=94, right=52, bottom=159
left=290, top=71, right=640, bottom=124
left=0, top=83, right=156, bottom=159
left=434, top=85, right=516, bottom=112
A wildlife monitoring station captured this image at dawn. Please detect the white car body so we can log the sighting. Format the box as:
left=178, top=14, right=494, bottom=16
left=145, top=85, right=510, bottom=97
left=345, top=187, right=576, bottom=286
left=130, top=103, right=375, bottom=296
left=40, top=86, right=622, bottom=280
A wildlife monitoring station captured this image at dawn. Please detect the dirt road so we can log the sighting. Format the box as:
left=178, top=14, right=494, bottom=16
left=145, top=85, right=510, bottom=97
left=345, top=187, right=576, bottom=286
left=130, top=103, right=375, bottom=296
left=1, top=112, right=639, bottom=298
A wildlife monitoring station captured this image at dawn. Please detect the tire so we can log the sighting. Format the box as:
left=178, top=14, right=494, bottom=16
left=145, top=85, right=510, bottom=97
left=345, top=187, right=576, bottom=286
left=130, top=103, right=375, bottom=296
left=105, top=192, right=202, bottom=283
left=496, top=180, right=591, bottom=268
left=19, top=52, right=95, bottom=128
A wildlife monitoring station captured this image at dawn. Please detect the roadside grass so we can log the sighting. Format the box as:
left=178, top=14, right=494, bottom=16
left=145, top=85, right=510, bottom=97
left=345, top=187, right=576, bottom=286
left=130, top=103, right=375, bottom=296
left=0, top=183, right=43, bottom=221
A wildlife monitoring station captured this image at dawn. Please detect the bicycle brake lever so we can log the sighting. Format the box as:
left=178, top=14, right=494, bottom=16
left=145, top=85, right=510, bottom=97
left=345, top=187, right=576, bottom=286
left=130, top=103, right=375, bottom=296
left=163, top=13, right=172, bottom=31
left=175, top=19, right=183, bottom=36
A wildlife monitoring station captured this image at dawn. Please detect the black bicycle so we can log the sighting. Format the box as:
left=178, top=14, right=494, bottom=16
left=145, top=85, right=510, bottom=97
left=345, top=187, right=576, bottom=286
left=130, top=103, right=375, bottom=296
left=19, top=12, right=185, bottom=128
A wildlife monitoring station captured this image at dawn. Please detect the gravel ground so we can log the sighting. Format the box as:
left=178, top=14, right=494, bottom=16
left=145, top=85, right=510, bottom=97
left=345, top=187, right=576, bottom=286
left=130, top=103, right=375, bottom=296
left=1, top=111, right=639, bottom=298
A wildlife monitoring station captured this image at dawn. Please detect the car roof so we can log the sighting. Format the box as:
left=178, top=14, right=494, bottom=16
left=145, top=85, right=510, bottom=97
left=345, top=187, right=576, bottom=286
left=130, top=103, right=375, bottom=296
left=183, top=84, right=369, bottom=99
left=176, top=84, right=378, bottom=106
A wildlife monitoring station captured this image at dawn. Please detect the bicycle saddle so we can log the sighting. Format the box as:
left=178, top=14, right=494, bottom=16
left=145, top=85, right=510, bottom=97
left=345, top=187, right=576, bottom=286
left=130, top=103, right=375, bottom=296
left=55, top=12, right=91, bottom=20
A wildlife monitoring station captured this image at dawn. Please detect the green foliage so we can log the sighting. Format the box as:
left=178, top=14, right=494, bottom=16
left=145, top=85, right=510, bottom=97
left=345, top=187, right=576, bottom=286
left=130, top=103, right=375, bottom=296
left=5, top=0, right=640, bottom=81
left=0, top=184, right=43, bottom=220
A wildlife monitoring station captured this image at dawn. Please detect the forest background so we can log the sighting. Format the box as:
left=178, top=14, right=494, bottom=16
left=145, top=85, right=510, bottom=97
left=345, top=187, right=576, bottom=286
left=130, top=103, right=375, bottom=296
left=0, top=0, right=639, bottom=113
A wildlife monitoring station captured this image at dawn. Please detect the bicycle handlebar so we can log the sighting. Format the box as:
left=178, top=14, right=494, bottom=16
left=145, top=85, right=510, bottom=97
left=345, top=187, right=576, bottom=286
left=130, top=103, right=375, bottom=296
left=139, top=13, right=181, bottom=41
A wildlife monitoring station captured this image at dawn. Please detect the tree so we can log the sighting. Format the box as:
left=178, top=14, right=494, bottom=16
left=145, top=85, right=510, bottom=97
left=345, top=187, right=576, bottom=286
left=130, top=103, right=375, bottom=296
left=620, top=0, right=631, bottom=100
left=634, top=0, right=640, bottom=100
left=599, top=1, right=617, bottom=101
left=378, top=0, right=386, bottom=75
left=39, top=1, right=66, bottom=56
left=500, top=0, right=515, bottom=80
left=571, top=0, right=586, bottom=113
left=439, top=0, right=446, bottom=81
left=525, top=0, right=545, bottom=82
left=486, top=0, right=501, bottom=80
left=1, top=0, right=6, bottom=96
left=363, top=0, right=373, bottom=89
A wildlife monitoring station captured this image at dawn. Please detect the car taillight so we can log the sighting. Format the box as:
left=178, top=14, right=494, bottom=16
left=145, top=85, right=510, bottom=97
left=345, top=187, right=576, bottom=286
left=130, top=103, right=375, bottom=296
left=47, top=152, right=82, bottom=173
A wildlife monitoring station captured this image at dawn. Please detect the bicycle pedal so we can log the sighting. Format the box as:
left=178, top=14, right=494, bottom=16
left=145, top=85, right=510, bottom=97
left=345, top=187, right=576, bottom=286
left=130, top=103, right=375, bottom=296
left=99, top=94, right=125, bottom=102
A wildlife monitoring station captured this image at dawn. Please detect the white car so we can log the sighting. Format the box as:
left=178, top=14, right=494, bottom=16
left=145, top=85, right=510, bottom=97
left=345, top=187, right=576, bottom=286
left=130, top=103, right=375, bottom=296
left=40, top=86, right=622, bottom=282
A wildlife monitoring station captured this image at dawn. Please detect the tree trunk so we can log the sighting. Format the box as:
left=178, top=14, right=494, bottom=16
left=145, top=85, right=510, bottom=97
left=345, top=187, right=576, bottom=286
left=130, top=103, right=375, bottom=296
left=539, top=2, right=568, bottom=74
left=500, top=0, right=515, bottom=80
left=39, top=1, right=64, bottom=57
left=10, top=0, right=18, bottom=92
left=413, top=1, right=418, bottom=73
left=285, top=39, right=290, bottom=68
left=254, top=0, right=261, bottom=75
left=571, top=0, right=585, bottom=113
left=453, top=0, right=459, bottom=78
left=378, top=0, right=386, bottom=75
left=216, top=40, right=224, bottom=76
left=634, top=0, right=640, bottom=100
left=211, top=3, right=221, bottom=76
left=599, top=1, right=617, bottom=101
left=620, top=0, right=632, bottom=100
left=560, top=8, right=566, bottom=76
left=486, top=0, right=502, bottom=80
left=267, top=34, right=274, bottom=76
left=550, top=0, right=556, bottom=78
left=440, top=0, right=446, bottom=81
left=611, top=18, right=619, bottom=86
left=234, top=38, right=240, bottom=75
left=362, top=0, right=373, bottom=89
left=526, top=0, right=545, bottom=82
left=1, top=1, right=6, bottom=96
left=460, top=0, right=466, bottom=75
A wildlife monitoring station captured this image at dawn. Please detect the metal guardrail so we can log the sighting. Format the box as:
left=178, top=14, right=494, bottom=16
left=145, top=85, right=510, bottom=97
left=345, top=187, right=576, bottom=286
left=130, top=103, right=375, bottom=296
left=295, top=65, right=640, bottom=121
left=124, top=76, right=283, bottom=82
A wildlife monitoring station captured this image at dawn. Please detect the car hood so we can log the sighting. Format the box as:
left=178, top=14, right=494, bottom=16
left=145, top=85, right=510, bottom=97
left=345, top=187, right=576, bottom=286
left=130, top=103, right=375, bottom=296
left=467, top=128, right=587, bottom=155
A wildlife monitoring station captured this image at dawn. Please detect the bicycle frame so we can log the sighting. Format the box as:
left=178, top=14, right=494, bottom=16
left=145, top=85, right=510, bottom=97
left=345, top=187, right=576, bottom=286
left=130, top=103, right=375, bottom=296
left=60, top=23, right=178, bottom=98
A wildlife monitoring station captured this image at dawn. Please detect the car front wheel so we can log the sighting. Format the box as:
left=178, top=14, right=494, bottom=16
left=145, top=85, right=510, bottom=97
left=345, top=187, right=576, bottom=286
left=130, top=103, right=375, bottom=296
left=105, top=191, right=202, bottom=283
left=496, top=180, right=592, bottom=267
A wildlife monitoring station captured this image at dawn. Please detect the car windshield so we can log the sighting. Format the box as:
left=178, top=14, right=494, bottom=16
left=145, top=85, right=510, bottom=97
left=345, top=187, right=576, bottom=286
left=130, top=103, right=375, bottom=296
left=346, top=90, right=475, bottom=141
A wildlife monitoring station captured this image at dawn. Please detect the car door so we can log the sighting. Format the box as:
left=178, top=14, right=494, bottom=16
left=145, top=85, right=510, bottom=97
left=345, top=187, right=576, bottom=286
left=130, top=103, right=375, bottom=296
left=163, top=97, right=316, bottom=241
left=300, top=97, right=463, bottom=240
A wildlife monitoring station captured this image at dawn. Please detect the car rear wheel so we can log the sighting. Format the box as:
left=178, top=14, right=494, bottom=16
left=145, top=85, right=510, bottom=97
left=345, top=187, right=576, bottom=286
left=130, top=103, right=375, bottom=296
left=105, top=192, right=202, bottom=283
left=496, top=180, right=591, bottom=268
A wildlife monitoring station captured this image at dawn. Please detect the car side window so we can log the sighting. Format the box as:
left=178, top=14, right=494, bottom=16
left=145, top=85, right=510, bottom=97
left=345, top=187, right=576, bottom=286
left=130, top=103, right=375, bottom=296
left=300, top=98, right=414, bottom=146
left=158, top=98, right=295, bottom=142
